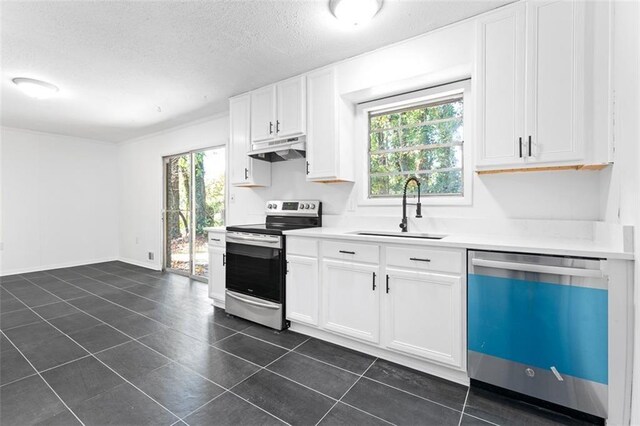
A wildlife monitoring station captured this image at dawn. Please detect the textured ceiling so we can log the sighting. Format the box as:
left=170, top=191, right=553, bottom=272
left=1, top=0, right=509, bottom=142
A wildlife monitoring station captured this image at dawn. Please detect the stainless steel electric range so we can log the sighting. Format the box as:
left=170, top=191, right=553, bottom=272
left=225, top=200, right=322, bottom=330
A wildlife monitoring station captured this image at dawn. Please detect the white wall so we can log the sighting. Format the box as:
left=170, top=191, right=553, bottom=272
left=117, top=115, right=271, bottom=269
left=605, top=1, right=640, bottom=423
left=0, top=127, right=119, bottom=275
left=269, top=17, right=602, bottom=222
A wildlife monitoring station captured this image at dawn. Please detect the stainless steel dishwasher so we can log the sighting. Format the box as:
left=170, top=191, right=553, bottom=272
left=468, top=250, right=608, bottom=419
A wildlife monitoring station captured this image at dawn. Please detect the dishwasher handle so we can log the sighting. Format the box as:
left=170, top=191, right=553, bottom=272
left=471, top=258, right=604, bottom=279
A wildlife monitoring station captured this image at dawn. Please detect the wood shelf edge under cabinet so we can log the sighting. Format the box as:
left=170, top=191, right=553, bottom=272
left=476, top=163, right=610, bottom=175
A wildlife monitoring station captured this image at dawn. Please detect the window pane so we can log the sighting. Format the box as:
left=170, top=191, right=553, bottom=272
left=370, top=146, right=462, bottom=174
left=421, top=170, right=463, bottom=195
left=368, top=93, right=464, bottom=198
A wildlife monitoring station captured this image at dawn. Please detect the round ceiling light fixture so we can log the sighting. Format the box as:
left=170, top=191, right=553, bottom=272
left=12, top=77, right=59, bottom=99
left=329, top=0, right=383, bottom=26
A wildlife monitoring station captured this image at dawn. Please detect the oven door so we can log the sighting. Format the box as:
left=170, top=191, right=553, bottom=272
left=225, top=239, right=283, bottom=303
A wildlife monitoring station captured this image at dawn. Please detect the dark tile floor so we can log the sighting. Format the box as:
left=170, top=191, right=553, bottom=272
left=0, top=262, right=592, bottom=426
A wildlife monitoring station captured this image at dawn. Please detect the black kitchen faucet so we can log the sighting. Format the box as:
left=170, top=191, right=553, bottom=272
left=399, top=177, right=422, bottom=232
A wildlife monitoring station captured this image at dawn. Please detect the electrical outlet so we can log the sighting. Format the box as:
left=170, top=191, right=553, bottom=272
left=148, top=252, right=154, bottom=260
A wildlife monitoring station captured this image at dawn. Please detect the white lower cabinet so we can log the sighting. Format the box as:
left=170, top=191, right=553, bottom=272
left=321, top=259, right=380, bottom=344
left=285, top=254, right=319, bottom=326
left=207, top=230, right=226, bottom=308
left=285, top=237, right=466, bottom=376
left=383, top=267, right=462, bottom=368
left=208, top=246, right=226, bottom=306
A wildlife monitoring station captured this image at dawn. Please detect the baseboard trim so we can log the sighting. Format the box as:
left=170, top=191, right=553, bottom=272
left=117, top=257, right=162, bottom=271
left=1, top=257, right=119, bottom=276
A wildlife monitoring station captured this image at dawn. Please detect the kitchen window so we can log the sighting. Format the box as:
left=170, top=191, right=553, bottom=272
left=360, top=80, right=471, bottom=205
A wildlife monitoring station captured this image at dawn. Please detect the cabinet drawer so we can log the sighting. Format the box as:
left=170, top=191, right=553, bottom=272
left=208, top=232, right=226, bottom=247
left=385, top=246, right=462, bottom=274
left=322, top=240, right=379, bottom=264
left=287, top=237, right=318, bottom=257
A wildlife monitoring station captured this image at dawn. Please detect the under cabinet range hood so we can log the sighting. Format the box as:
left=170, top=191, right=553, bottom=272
left=248, top=137, right=306, bottom=162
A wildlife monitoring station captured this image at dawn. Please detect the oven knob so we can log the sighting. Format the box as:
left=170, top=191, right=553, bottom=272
left=304, top=203, right=310, bottom=209
left=267, top=204, right=272, bottom=209
left=310, top=204, right=316, bottom=209
left=300, top=204, right=306, bottom=210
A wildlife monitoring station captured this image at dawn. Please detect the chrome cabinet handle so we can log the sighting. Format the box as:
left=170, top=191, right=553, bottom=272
left=269, top=122, right=273, bottom=134
left=222, top=254, right=226, bottom=266
left=211, top=238, right=221, bottom=242
left=244, top=168, right=248, bottom=180
left=409, top=257, right=431, bottom=263
left=276, top=120, right=280, bottom=133
left=339, top=250, right=356, bottom=255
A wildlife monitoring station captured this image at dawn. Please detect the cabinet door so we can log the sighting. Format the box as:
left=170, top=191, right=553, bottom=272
left=525, top=1, right=584, bottom=163
left=306, top=68, right=338, bottom=180
left=322, top=259, right=379, bottom=343
left=383, top=268, right=462, bottom=367
left=209, top=246, right=226, bottom=305
left=286, top=254, right=318, bottom=326
left=251, top=85, right=276, bottom=143
left=276, top=76, right=306, bottom=139
left=476, top=3, right=526, bottom=167
left=229, top=95, right=251, bottom=185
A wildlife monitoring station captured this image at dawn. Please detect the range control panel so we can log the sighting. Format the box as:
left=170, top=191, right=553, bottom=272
left=265, top=200, right=321, bottom=215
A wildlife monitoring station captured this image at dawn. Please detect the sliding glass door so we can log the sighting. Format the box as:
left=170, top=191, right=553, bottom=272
left=164, top=147, right=225, bottom=279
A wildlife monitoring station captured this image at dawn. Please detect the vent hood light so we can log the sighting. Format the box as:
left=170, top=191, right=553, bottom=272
left=329, top=0, right=382, bottom=26
left=12, top=77, right=59, bottom=99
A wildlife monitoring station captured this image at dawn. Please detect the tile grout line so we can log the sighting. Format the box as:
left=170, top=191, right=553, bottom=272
left=0, top=330, right=86, bottom=426
left=2, top=285, right=185, bottom=424
left=314, top=357, right=392, bottom=426
left=178, top=338, right=314, bottom=425
left=17, top=270, right=467, bottom=422
left=35, top=271, right=243, bottom=349
left=458, top=387, right=470, bottom=426
left=12, top=265, right=469, bottom=425
left=289, top=347, right=468, bottom=415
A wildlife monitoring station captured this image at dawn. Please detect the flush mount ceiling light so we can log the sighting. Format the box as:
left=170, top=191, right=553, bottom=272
left=12, top=77, right=59, bottom=99
left=329, top=0, right=383, bottom=26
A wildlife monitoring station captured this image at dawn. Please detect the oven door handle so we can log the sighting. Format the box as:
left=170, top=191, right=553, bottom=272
left=226, top=235, right=280, bottom=245
left=226, top=291, right=280, bottom=309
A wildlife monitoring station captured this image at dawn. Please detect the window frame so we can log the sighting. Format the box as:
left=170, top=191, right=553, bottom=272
left=356, top=80, right=473, bottom=207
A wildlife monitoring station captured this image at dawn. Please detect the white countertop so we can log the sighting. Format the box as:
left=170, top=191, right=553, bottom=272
left=203, top=227, right=226, bottom=233
left=283, top=227, right=634, bottom=260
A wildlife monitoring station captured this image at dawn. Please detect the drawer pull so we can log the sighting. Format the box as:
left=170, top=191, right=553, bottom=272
left=339, top=250, right=356, bottom=255
left=372, top=272, right=376, bottom=291
left=211, top=238, right=221, bottom=242
left=409, top=257, right=431, bottom=262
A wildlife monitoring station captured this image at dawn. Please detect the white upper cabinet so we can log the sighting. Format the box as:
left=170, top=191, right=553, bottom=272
left=306, top=67, right=354, bottom=182
left=229, top=94, right=270, bottom=187
left=476, top=3, right=526, bottom=167
left=251, top=76, right=306, bottom=144
left=476, top=1, right=590, bottom=169
left=277, top=77, right=306, bottom=139
left=251, top=86, right=277, bottom=143
left=526, top=0, right=584, bottom=163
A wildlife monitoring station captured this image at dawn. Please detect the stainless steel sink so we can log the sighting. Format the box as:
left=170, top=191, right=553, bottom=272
left=350, top=231, right=446, bottom=240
